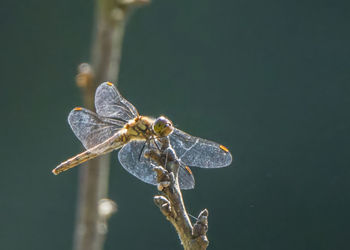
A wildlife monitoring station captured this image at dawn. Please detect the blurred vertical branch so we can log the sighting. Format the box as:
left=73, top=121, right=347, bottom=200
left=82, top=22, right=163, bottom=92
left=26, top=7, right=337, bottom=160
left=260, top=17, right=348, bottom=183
left=73, top=1, right=149, bottom=250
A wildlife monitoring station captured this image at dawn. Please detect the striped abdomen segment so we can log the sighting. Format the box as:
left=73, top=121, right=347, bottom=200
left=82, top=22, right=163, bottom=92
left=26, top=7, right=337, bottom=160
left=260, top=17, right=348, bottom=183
left=52, top=150, right=98, bottom=175
left=52, top=129, right=130, bottom=175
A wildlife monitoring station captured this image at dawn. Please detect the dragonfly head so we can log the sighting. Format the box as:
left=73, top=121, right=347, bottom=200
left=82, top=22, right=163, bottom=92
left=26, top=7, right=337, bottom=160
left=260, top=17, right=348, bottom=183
left=153, top=116, right=174, bottom=137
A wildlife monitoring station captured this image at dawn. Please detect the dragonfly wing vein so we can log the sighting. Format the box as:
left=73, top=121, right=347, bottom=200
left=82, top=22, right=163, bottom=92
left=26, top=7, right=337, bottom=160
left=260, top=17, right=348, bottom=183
left=178, top=164, right=195, bottom=189
left=95, top=82, right=138, bottom=121
left=118, top=141, right=158, bottom=185
left=118, top=140, right=195, bottom=189
left=169, top=128, right=232, bottom=168
left=68, top=108, right=123, bottom=149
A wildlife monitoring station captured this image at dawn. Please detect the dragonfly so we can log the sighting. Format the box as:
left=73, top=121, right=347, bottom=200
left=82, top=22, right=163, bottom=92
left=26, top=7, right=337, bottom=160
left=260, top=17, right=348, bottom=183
left=52, top=82, right=232, bottom=189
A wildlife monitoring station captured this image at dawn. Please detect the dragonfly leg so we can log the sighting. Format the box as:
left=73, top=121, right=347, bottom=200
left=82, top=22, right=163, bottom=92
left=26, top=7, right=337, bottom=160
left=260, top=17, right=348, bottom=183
left=138, top=140, right=148, bottom=161
left=154, top=137, right=161, bottom=151
left=164, top=150, right=169, bottom=171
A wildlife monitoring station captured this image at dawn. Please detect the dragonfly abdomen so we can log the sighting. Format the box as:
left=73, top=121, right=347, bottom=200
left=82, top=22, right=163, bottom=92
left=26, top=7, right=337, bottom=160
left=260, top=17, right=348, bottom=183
left=53, top=129, right=130, bottom=175
left=52, top=150, right=98, bottom=175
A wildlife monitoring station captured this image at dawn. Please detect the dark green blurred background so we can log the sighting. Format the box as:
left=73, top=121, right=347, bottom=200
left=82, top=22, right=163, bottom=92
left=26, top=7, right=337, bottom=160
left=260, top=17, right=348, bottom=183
left=1, top=0, right=349, bottom=249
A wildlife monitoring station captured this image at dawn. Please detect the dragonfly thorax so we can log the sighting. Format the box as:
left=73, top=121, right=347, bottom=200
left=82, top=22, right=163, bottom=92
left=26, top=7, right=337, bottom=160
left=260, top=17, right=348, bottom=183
left=125, top=116, right=154, bottom=140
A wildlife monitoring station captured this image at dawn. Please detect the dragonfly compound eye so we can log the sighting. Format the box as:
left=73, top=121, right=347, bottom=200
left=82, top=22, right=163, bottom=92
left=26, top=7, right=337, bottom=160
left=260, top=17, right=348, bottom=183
left=153, top=116, right=174, bottom=137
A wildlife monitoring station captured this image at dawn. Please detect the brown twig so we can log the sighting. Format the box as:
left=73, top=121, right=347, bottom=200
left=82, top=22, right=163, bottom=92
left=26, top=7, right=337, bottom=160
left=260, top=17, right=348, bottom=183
left=73, top=1, right=149, bottom=250
left=149, top=137, right=209, bottom=250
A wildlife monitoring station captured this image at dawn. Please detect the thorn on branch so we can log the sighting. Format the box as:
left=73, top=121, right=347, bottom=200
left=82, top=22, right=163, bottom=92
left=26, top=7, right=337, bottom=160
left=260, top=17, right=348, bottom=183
left=154, top=195, right=172, bottom=216
left=192, top=209, right=209, bottom=238
left=152, top=165, right=170, bottom=182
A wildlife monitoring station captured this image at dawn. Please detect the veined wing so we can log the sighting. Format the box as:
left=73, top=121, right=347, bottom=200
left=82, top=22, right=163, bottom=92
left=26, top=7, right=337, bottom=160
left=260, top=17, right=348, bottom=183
left=169, top=128, right=232, bottom=168
left=53, top=129, right=127, bottom=175
left=118, top=140, right=195, bottom=190
left=178, top=165, right=195, bottom=190
left=95, top=82, right=139, bottom=121
left=68, top=107, right=124, bottom=149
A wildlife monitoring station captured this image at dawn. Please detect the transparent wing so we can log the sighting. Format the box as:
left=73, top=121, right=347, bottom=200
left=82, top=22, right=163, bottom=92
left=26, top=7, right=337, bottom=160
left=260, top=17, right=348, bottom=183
left=178, top=166, right=195, bottom=190
left=95, top=82, right=139, bottom=121
left=118, top=141, right=156, bottom=185
left=169, top=128, right=233, bottom=168
left=68, top=107, right=124, bottom=149
left=118, top=140, right=195, bottom=190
